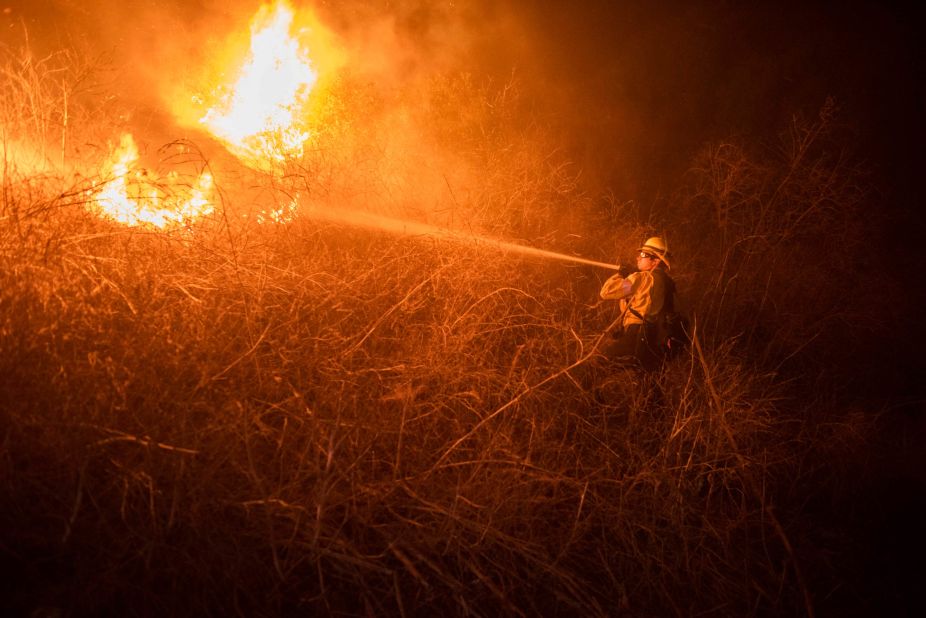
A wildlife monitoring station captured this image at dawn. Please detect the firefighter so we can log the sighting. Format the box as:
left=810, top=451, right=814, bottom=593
left=599, top=236, right=675, bottom=371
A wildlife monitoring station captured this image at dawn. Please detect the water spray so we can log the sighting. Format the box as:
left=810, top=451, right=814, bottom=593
left=299, top=201, right=622, bottom=271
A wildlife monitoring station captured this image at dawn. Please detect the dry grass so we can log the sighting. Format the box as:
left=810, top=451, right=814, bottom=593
left=0, top=42, right=883, bottom=618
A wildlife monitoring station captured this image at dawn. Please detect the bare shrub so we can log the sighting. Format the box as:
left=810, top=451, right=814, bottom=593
left=672, top=99, right=879, bottom=383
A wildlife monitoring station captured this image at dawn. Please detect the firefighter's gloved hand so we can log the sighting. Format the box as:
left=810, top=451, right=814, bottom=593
left=616, top=264, right=633, bottom=278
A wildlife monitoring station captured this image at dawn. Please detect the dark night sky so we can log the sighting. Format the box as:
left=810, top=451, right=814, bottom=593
left=515, top=1, right=922, bottom=207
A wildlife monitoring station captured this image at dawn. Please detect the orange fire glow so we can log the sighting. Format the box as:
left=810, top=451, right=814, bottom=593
left=198, top=0, right=321, bottom=168
left=89, top=134, right=215, bottom=229
left=87, top=1, right=344, bottom=228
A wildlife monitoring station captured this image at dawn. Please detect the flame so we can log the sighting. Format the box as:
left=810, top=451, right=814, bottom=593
left=84, top=2, right=346, bottom=228
left=199, top=1, right=318, bottom=168
left=89, top=133, right=215, bottom=228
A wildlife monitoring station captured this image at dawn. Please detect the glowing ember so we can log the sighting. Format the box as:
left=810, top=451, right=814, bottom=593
left=200, top=0, right=317, bottom=168
left=255, top=198, right=299, bottom=225
left=89, top=133, right=215, bottom=228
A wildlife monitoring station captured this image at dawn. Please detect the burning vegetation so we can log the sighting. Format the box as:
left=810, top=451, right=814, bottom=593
left=86, top=0, right=338, bottom=228
left=0, top=1, right=911, bottom=617
left=196, top=0, right=321, bottom=167
left=89, top=133, right=215, bottom=228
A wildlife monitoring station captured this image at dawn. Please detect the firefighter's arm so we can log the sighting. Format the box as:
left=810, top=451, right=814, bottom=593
left=600, top=273, right=633, bottom=299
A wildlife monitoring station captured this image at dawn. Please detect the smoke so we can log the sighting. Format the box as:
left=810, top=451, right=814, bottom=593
left=4, top=1, right=915, bottom=214
left=308, top=1, right=526, bottom=84
left=1, top=1, right=524, bottom=118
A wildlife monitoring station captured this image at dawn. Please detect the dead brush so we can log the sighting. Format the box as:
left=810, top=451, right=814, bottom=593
left=0, top=38, right=871, bottom=618
left=674, top=99, right=877, bottom=383
left=0, top=40, right=114, bottom=177
left=2, top=196, right=814, bottom=615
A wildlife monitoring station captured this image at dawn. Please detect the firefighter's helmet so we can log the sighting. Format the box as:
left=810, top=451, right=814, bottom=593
left=639, top=236, right=671, bottom=269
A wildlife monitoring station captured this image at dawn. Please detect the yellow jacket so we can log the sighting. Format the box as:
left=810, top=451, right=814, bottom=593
left=600, top=269, right=671, bottom=327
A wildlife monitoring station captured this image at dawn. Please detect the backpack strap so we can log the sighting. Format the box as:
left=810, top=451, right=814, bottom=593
left=628, top=306, right=648, bottom=323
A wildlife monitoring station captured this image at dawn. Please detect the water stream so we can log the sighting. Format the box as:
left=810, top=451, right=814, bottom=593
left=300, top=202, right=621, bottom=271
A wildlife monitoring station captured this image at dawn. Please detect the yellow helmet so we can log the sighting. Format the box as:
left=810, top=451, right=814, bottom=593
left=639, top=236, right=670, bottom=269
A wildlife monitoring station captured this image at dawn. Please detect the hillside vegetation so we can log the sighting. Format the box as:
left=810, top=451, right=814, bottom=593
left=1, top=43, right=889, bottom=617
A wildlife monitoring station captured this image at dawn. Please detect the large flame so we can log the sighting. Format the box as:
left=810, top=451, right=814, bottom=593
left=199, top=1, right=318, bottom=168
left=89, top=134, right=215, bottom=228
left=86, top=1, right=344, bottom=228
